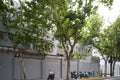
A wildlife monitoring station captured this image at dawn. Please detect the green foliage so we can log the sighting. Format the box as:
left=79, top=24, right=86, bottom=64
left=80, top=14, right=104, bottom=45
left=9, top=0, right=53, bottom=53
left=0, top=0, right=15, bottom=31
left=98, top=0, right=113, bottom=8
left=97, top=34, right=115, bottom=55
left=73, top=51, right=91, bottom=59
left=53, top=0, right=97, bottom=47
left=80, top=13, right=115, bottom=60
left=109, top=16, right=120, bottom=59
left=73, top=52, right=83, bottom=59
left=91, top=56, right=100, bottom=62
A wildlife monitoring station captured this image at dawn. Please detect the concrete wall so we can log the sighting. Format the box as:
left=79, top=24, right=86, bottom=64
left=0, top=52, right=14, bottom=80
left=14, top=58, right=42, bottom=80
left=0, top=52, right=99, bottom=80
left=43, top=58, right=61, bottom=80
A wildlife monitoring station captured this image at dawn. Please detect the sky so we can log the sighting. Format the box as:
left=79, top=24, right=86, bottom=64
left=98, top=0, right=120, bottom=26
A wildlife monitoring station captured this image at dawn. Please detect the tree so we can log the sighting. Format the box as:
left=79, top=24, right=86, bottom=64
left=8, top=1, right=53, bottom=80
left=108, top=16, right=120, bottom=76
left=94, top=29, right=115, bottom=77
left=84, top=15, right=120, bottom=77
left=97, top=31, right=115, bottom=77
left=51, top=1, right=98, bottom=79
left=81, top=13, right=117, bottom=77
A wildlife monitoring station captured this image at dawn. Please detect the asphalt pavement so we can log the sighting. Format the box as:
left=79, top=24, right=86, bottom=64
left=103, top=77, right=120, bottom=80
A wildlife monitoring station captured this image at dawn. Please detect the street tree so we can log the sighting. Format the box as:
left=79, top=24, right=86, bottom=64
left=81, top=14, right=116, bottom=77
left=50, top=1, right=98, bottom=79
left=91, top=28, right=114, bottom=77
left=100, top=29, right=115, bottom=77
left=108, top=16, right=120, bottom=76
left=8, top=1, right=53, bottom=80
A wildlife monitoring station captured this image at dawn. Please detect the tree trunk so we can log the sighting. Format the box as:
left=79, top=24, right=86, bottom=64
left=77, top=59, right=79, bottom=76
left=66, top=56, right=71, bottom=80
left=20, top=50, right=27, bottom=80
left=110, top=60, right=113, bottom=76
left=104, top=60, right=107, bottom=77
left=112, top=61, right=116, bottom=76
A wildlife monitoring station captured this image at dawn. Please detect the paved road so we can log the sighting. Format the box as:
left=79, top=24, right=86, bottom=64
left=103, top=77, right=120, bottom=80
